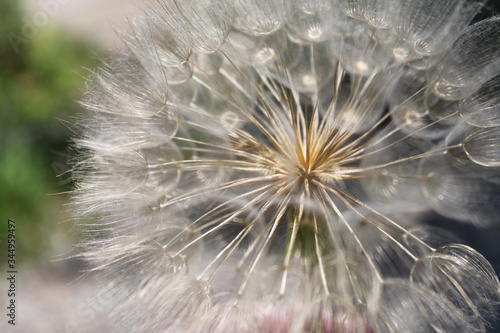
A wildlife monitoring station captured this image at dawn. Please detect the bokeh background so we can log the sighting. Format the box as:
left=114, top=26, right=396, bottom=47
left=0, top=0, right=499, bottom=332
left=0, top=1, right=139, bottom=332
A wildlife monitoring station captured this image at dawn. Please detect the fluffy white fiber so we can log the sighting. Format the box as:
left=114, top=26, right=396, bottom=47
left=72, top=0, right=500, bottom=331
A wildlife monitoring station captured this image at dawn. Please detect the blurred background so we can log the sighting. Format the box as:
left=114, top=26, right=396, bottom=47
left=0, top=0, right=499, bottom=332
left=0, top=0, right=139, bottom=332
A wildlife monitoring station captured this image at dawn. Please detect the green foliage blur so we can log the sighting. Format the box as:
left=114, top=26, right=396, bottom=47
left=0, top=0, right=101, bottom=259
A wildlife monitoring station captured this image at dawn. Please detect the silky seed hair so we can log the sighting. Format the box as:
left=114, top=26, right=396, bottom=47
left=72, top=0, right=500, bottom=332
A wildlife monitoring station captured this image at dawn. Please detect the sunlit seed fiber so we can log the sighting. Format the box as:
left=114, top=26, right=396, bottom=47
left=72, top=0, right=500, bottom=332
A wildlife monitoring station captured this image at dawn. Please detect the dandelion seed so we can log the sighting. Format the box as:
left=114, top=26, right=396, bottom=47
left=73, top=0, right=500, bottom=332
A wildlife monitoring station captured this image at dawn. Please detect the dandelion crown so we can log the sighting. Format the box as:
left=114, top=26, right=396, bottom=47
left=73, top=0, right=500, bottom=331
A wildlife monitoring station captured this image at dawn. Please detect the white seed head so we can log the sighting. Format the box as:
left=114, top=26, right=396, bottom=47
left=72, top=0, right=500, bottom=332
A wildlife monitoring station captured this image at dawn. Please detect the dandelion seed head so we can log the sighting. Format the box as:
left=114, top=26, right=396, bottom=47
left=73, top=0, right=500, bottom=331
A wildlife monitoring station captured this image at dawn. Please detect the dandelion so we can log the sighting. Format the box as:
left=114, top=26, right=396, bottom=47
left=72, top=0, right=500, bottom=332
